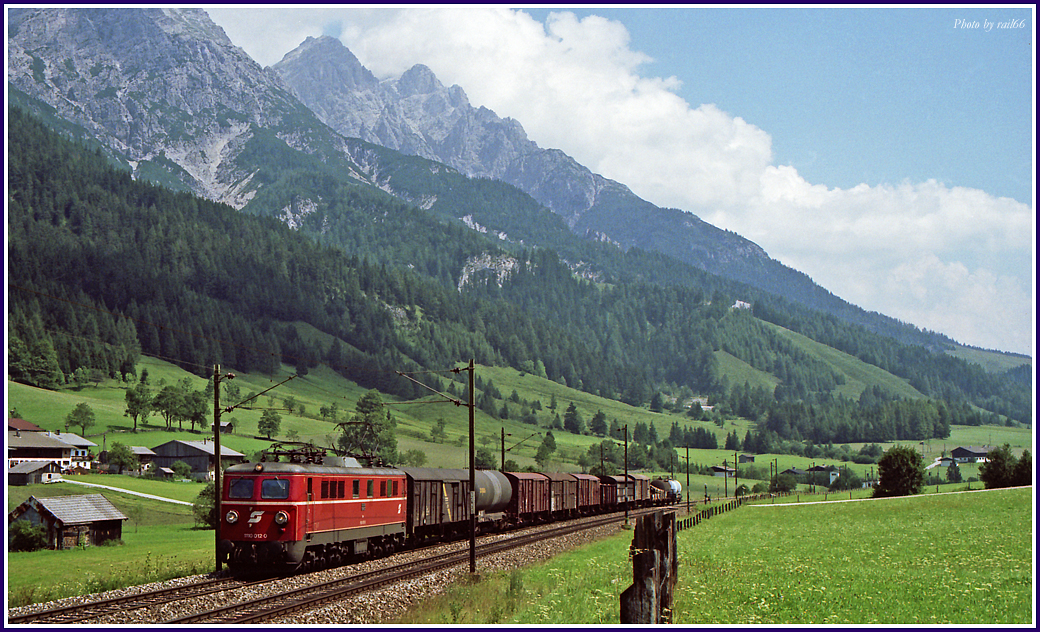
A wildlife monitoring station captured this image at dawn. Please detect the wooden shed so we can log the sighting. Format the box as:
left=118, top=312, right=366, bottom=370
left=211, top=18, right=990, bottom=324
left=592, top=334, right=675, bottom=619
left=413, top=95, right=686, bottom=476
left=8, top=494, right=127, bottom=550
left=7, top=460, right=63, bottom=486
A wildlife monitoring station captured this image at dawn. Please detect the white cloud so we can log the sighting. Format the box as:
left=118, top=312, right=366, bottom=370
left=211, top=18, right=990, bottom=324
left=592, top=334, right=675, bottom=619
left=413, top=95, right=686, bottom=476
left=208, top=7, right=1034, bottom=354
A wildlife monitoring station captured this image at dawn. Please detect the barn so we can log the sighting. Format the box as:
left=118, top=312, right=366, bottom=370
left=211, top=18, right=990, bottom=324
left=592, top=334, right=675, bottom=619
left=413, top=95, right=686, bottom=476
left=150, top=440, right=245, bottom=480
left=8, top=494, right=127, bottom=550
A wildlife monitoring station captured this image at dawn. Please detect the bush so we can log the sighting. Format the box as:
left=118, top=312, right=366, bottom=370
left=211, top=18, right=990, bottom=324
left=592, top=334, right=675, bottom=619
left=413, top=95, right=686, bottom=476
left=981, top=445, right=1032, bottom=489
left=873, top=445, right=924, bottom=498
left=192, top=482, right=217, bottom=529
left=171, top=460, right=193, bottom=479
left=10, top=520, right=48, bottom=551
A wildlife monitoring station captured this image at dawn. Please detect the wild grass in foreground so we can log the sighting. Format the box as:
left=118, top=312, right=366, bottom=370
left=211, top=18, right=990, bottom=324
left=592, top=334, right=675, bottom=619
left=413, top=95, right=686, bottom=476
left=392, top=487, right=1033, bottom=625
left=6, top=524, right=214, bottom=608
left=675, top=487, right=1032, bottom=624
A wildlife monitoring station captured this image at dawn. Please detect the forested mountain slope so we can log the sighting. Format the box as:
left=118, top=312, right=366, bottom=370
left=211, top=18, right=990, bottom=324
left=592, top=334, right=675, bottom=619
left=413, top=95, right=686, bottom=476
left=7, top=107, right=1032, bottom=445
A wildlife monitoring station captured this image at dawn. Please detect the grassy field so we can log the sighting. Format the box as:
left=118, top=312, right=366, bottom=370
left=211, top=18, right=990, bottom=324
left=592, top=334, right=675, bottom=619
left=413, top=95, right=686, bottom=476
left=394, top=487, right=1035, bottom=625
left=6, top=479, right=213, bottom=607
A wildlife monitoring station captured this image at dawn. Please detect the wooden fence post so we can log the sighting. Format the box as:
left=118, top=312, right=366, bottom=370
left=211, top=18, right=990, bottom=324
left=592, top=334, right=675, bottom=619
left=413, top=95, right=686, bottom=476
left=620, top=510, right=677, bottom=624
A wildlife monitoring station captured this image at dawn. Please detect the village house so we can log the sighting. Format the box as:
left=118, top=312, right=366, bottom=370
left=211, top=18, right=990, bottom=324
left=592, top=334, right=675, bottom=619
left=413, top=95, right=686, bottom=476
left=8, top=418, right=45, bottom=433
left=710, top=464, right=736, bottom=478
left=951, top=446, right=991, bottom=463
left=41, top=431, right=96, bottom=470
left=8, top=494, right=127, bottom=550
left=7, top=460, right=64, bottom=486
left=808, top=464, right=841, bottom=486
left=7, top=430, right=73, bottom=470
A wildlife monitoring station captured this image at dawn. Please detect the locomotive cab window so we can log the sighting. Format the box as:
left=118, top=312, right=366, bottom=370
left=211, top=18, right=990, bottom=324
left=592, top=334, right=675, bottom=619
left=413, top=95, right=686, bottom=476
left=261, top=478, right=290, bottom=499
left=228, top=478, right=254, bottom=499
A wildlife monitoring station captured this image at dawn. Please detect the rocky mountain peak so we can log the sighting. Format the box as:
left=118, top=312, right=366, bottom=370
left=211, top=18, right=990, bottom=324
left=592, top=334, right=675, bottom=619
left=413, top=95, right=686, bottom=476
left=278, top=36, right=379, bottom=92
left=397, top=64, right=442, bottom=97
left=7, top=7, right=349, bottom=207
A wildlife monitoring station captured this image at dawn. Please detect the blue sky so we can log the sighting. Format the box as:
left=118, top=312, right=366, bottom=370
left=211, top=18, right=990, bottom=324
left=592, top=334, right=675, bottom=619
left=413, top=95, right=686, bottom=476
left=526, top=7, right=1033, bottom=205
left=208, top=6, right=1034, bottom=355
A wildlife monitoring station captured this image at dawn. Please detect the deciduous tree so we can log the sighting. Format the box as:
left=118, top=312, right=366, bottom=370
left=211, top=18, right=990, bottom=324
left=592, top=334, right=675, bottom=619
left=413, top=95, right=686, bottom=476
left=873, top=445, right=924, bottom=498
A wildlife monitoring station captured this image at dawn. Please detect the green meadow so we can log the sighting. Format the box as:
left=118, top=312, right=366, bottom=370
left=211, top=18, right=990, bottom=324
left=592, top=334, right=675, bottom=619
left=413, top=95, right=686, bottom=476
left=395, top=487, right=1034, bottom=625
left=6, top=479, right=212, bottom=607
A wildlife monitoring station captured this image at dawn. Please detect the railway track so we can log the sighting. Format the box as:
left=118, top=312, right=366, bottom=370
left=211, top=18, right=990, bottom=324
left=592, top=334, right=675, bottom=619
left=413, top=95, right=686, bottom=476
left=10, top=506, right=663, bottom=626
left=7, top=576, right=257, bottom=625
left=165, top=510, right=645, bottom=624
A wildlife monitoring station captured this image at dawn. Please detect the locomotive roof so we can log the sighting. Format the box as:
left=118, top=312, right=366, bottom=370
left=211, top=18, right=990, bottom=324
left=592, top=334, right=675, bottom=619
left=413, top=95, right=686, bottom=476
left=223, top=461, right=405, bottom=476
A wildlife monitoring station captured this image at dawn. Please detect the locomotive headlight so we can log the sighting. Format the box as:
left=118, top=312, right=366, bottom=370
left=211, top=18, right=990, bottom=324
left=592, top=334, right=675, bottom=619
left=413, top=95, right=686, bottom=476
left=274, top=511, right=289, bottom=525
left=226, top=510, right=239, bottom=524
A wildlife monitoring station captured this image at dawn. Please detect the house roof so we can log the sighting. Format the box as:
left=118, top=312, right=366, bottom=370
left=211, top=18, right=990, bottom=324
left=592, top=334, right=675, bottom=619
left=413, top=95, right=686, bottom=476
left=8, top=418, right=44, bottom=432
left=31, top=494, right=127, bottom=524
left=953, top=446, right=991, bottom=454
left=130, top=446, right=157, bottom=456
left=8, top=460, right=62, bottom=474
left=41, top=431, right=97, bottom=448
left=7, top=430, right=75, bottom=450
left=151, top=440, right=244, bottom=458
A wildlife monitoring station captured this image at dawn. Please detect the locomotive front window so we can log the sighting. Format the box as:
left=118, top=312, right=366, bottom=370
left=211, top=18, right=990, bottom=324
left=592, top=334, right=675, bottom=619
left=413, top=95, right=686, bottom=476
left=228, top=478, right=254, bottom=499
left=261, top=478, right=290, bottom=499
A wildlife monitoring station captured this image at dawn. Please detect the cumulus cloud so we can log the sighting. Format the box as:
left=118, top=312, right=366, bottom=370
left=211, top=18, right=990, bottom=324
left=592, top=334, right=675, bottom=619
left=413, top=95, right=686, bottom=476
left=209, top=7, right=1034, bottom=354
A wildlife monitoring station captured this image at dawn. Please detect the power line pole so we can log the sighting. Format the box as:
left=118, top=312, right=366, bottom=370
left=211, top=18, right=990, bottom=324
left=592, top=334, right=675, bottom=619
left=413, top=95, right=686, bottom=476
left=624, top=424, right=629, bottom=527
left=467, top=359, right=475, bottom=575
left=212, top=364, right=234, bottom=574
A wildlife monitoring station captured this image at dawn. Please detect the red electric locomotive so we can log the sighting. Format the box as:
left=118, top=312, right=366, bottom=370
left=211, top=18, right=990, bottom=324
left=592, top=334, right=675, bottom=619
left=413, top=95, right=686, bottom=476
left=218, top=459, right=407, bottom=573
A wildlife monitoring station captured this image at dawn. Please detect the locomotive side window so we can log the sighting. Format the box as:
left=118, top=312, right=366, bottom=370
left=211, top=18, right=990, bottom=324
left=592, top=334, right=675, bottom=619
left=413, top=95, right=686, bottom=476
left=261, top=478, right=290, bottom=499
left=380, top=480, right=387, bottom=497
left=352, top=480, right=360, bottom=499
left=393, top=480, right=400, bottom=496
left=337, top=480, right=345, bottom=498
left=367, top=479, right=374, bottom=498
left=228, top=478, right=254, bottom=499
left=321, top=480, right=329, bottom=499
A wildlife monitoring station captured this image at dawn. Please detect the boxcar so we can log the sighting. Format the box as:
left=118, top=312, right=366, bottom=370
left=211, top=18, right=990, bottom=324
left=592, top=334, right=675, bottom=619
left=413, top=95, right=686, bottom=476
left=400, top=468, right=511, bottom=542
left=630, top=473, right=650, bottom=507
left=504, top=471, right=551, bottom=525
left=543, top=472, right=578, bottom=519
left=571, top=473, right=601, bottom=514
left=597, top=474, right=619, bottom=509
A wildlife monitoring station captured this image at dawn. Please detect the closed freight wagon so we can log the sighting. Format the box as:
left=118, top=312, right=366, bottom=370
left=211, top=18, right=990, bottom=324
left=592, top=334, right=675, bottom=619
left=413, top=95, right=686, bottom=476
left=571, top=473, right=601, bottom=515
left=504, top=472, right=551, bottom=525
left=543, top=472, right=578, bottom=518
left=630, top=473, right=650, bottom=507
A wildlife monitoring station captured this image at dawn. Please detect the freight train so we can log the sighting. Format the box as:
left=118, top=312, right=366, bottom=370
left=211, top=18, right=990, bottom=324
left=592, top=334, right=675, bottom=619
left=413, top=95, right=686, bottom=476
left=217, top=455, right=681, bottom=574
